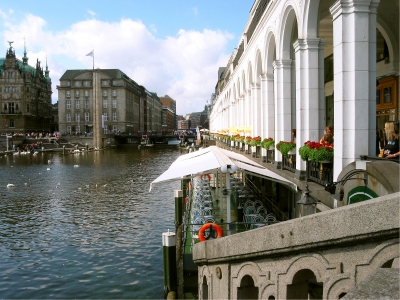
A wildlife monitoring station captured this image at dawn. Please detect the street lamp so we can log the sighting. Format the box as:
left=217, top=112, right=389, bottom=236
left=297, top=184, right=318, bottom=217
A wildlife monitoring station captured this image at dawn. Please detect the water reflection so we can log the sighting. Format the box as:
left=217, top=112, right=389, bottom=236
left=0, top=147, right=180, bottom=299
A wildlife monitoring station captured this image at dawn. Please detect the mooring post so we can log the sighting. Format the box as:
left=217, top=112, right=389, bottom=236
left=174, top=190, right=183, bottom=226
left=162, top=229, right=177, bottom=296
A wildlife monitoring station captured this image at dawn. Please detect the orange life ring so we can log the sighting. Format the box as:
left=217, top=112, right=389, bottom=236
left=198, top=223, right=223, bottom=242
left=200, top=174, right=211, bottom=181
left=187, top=182, right=191, bottom=191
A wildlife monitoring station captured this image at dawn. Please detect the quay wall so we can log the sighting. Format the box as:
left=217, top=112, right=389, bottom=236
left=193, top=193, right=400, bottom=299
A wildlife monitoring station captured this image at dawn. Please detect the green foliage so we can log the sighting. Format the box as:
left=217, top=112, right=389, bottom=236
left=299, top=141, right=334, bottom=162
left=276, top=141, right=296, bottom=156
left=261, top=138, right=275, bottom=150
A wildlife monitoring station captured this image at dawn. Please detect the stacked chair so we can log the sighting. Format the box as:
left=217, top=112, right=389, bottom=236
left=190, top=175, right=215, bottom=248
left=231, top=178, right=277, bottom=230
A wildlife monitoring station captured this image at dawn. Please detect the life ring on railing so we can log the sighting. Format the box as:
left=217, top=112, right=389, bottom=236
left=187, top=182, right=191, bottom=191
left=198, top=223, right=223, bottom=242
left=201, top=174, right=211, bottom=181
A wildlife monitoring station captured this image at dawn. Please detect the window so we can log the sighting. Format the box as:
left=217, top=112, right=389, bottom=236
left=85, top=99, right=89, bottom=109
left=76, top=113, right=80, bottom=122
left=112, top=90, right=117, bottom=97
left=103, top=112, right=108, bottom=121
left=113, top=111, right=117, bottom=121
left=10, top=119, right=15, bottom=127
left=75, top=100, right=80, bottom=109
left=103, top=90, right=108, bottom=97
left=103, top=100, right=108, bottom=108
left=67, top=126, right=71, bottom=133
left=76, top=125, right=80, bottom=133
left=112, top=80, right=117, bottom=86
left=66, top=81, right=71, bottom=87
left=84, top=90, right=89, bottom=97
left=27, top=104, right=30, bottom=113
left=102, top=80, right=108, bottom=86
left=3, top=104, right=7, bottom=112
left=8, top=72, right=14, bottom=79
left=66, top=91, right=71, bottom=98
left=84, top=81, right=90, bottom=87
left=113, top=125, right=117, bottom=133
left=66, top=100, right=71, bottom=109
left=85, top=112, right=90, bottom=122
left=75, top=81, right=81, bottom=87
left=8, top=102, right=15, bottom=114
left=112, top=99, right=117, bottom=108
left=66, top=112, right=71, bottom=122
left=27, top=87, right=29, bottom=93
left=75, top=90, right=80, bottom=97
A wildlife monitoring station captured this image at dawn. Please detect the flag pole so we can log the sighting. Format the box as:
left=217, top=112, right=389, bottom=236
left=92, top=51, right=94, bottom=70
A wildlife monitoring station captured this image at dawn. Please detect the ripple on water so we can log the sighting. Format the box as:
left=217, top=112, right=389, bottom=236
left=0, top=148, right=180, bottom=299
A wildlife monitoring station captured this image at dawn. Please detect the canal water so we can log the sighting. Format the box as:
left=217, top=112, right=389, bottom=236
left=0, top=147, right=181, bottom=299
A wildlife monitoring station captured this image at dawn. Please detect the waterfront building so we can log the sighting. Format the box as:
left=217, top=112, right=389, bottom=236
left=162, top=106, right=175, bottom=133
left=178, top=119, right=191, bottom=130
left=160, top=95, right=177, bottom=130
left=57, top=69, right=162, bottom=135
left=209, top=0, right=399, bottom=181
left=0, top=42, right=53, bottom=134
left=183, top=0, right=399, bottom=298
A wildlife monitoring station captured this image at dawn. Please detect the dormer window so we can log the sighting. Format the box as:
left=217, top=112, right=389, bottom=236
left=66, top=91, right=71, bottom=98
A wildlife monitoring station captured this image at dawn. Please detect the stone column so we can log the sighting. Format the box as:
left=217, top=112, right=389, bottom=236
left=318, top=39, right=326, bottom=137
left=251, top=83, right=261, bottom=136
left=273, top=60, right=292, bottom=167
left=293, top=38, right=322, bottom=179
left=261, top=73, right=275, bottom=139
left=330, top=0, right=380, bottom=180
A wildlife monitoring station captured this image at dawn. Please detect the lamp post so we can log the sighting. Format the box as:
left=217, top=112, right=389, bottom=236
left=297, top=184, right=318, bottom=217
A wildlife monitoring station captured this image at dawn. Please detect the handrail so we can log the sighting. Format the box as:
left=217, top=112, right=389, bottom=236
left=244, top=177, right=289, bottom=221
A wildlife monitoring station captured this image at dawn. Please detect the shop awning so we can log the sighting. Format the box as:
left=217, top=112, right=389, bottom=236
left=149, top=146, right=297, bottom=191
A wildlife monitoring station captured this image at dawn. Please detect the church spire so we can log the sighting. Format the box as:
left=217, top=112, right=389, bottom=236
left=45, top=55, right=49, bottom=78
left=22, top=37, right=28, bottom=65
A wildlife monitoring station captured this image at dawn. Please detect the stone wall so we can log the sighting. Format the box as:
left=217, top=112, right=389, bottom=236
left=193, top=193, right=399, bottom=299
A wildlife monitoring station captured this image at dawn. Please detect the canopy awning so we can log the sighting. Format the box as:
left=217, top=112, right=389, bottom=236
left=150, top=146, right=297, bottom=191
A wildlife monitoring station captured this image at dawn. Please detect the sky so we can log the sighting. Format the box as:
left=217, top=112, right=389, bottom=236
left=0, top=0, right=255, bottom=116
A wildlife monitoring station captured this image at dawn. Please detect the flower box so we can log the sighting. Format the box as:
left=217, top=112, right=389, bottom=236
left=261, top=138, right=275, bottom=150
left=299, top=141, right=334, bottom=163
left=276, top=141, right=296, bottom=156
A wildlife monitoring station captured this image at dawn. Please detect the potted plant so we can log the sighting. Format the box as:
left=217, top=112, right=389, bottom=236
left=249, top=136, right=261, bottom=156
left=261, top=138, right=275, bottom=150
left=299, top=141, right=334, bottom=162
left=244, top=136, right=252, bottom=153
left=276, top=141, right=296, bottom=156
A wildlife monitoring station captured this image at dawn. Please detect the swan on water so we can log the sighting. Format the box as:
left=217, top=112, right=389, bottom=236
left=7, top=183, right=15, bottom=188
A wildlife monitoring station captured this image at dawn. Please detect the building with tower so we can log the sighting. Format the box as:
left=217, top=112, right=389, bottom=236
left=0, top=42, right=52, bottom=134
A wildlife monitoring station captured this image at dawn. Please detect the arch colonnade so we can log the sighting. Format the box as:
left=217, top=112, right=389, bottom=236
left=209, top=0, right=399, bottom=180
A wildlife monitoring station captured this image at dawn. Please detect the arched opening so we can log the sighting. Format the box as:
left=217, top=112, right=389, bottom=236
left=201, top=275, right=208, bottom=300
left=237, top=275, right=258, bottom=299
left=268, top=296, right=275, bottom=300
left=381, top=258, right=397, bottom=268
left=286, top=269, right=323, bottom=300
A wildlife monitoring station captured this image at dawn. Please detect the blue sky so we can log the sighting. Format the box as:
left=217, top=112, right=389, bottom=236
left=0, top=0, right=254, bottom=115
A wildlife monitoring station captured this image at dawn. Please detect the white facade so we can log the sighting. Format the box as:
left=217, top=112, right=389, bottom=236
left=209, top=0, right=399, bottom=180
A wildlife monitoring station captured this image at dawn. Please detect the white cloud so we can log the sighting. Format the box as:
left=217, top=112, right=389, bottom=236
left=2, top=14, right=234, bottom=115
left=87, top=9, right=96, bottom=17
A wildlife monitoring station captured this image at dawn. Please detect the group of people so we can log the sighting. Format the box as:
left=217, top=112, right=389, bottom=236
left=318, top=122, right=399, bottom=160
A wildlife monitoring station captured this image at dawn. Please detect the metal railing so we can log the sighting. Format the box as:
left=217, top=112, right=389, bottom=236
left=307, top=160, right=334, bottom=186
left=282, top=154, right=296, bottom=173
left=244, top=177, right=289, bottom=221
